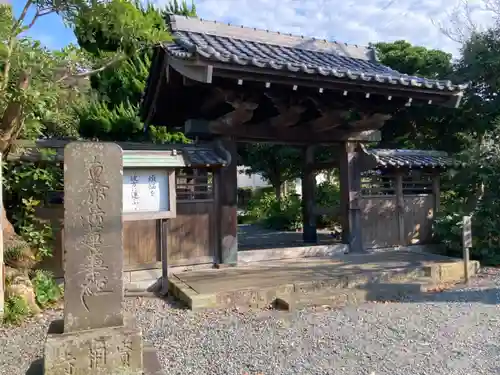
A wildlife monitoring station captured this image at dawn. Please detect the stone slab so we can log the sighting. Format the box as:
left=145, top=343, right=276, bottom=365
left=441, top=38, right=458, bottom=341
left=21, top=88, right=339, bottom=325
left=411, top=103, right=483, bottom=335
left=44, top=316, right=142, bottom=375
left=63, top=142, right=124, bottom=332
left=170, top=251, right=481, bottom=310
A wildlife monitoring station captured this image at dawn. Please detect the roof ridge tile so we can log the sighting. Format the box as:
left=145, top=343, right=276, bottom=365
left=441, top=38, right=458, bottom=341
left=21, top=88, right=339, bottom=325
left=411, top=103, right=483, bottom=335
left=169, top=14, right=375, bottom=61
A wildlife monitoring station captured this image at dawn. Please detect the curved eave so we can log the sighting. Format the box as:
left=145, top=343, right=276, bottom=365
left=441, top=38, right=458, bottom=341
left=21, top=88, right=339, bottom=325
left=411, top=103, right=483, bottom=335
left=164, top=41, right=468, bottom=95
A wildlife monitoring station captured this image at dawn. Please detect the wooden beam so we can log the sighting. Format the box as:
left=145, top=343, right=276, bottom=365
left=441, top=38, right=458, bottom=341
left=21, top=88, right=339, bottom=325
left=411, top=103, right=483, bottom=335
left=312, top=160, right=339, bottom=170
left=169, top=57, right=213, bottom=83
left=268, top=106, right=306, bottom=128
left=210, top=99, right=258, bottom=129
left=264, top=94, right=307, bottom=127
left=186, top=119, right=381, bottom=143
left=350, top=113, right=392, bottom=128
left=304, top=97, right=349, bottom=132
left=309, top=109, right=350, bottom=132
left=199, top=87, right=227, bottom=113
left=220, top=122, right=380, bottom=143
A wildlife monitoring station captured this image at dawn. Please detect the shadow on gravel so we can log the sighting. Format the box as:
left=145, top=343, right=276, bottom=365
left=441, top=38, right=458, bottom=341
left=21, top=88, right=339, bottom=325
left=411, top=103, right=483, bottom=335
left=25, top=358, right=42, bottom=375
left=125, top=278, right=190, bottom=310
left=363, top=283, right=500, bottom=305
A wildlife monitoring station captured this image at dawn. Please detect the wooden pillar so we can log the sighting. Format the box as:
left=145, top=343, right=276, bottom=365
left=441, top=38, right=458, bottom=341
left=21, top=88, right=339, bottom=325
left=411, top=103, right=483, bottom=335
left=159, top=218, right=169, bottom=295
left=216, top=139, right=238, bottom=265
left=302, top=145, right=317, bottom=243
left=339, top=142, right=363, bottom=252
left=432, top=173, right=440, bottom=215
left=395, top=171, right=406, bottom=246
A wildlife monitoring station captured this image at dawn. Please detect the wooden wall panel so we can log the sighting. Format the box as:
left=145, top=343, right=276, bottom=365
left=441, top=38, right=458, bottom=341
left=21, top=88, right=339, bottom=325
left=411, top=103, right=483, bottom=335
left=404, top=195, right=434, bottom=245
left=360, top=197, right=399, bottom=248
left=123, top=220, right=158, bottom=269
left=167, top=201, right=215, bottom=266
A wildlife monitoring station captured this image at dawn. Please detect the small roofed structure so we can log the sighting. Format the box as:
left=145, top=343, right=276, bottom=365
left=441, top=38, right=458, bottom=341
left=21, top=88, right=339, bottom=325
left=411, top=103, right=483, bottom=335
left=353, top=148, right=456, bottom=248
left=140, top=15, right=467, bottom=263
left=361, top=148, right=458, bottom=170
left=9, top=139, right=228, bottom=167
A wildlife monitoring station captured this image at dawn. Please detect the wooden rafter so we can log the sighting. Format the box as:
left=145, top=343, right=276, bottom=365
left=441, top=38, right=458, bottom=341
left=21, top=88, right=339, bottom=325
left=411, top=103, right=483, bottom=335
left=212, top=100, right=258, bottom=128
left=350, top=113, right=392, bottom=129
left=264, top=93, right=306, bottom=127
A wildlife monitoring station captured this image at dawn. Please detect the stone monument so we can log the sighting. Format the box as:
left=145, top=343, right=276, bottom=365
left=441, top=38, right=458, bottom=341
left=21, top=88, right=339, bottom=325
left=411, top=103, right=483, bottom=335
left=43, top=142, right=164, bottom=375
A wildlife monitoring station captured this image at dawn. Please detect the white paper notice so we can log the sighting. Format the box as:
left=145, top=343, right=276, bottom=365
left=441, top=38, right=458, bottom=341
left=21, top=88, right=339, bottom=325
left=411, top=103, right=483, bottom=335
left=123, top=168, right=169, bottom=213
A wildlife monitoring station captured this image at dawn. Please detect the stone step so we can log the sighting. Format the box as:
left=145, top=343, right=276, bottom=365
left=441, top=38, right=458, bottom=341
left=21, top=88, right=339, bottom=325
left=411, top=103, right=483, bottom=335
left=170, top=259, right=480, bottom=311
left=291, top=277, right=437, bottom=310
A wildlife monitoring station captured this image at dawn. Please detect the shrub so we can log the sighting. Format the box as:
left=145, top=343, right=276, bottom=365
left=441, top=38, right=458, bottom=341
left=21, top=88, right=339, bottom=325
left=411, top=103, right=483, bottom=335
left=3, top=157, right=63, bottom=261
left=262, top=194, right=302, bottom=231
left=237, top=187, right=253, bottom=209
left=433, top=125, right=500, bottom=266
left=31, top=270, right=62, bottom=308
left=241, top=181, right=342, bottom=231
left=3, top=295, right=30, bottom=325
left=315, top=181, right=341, bottom=229
left=434, top=197, right=500, bottom=265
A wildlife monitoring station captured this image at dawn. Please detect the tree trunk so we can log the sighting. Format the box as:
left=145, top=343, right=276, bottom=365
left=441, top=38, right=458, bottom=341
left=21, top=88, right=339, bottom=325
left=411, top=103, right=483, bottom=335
left=0, top=71, right=32, bottom=263
left=2, top=205, right=16, bottom=241
left=0, top=71, right=29, bottom=153
left=272, top=180, right=282, bottom=206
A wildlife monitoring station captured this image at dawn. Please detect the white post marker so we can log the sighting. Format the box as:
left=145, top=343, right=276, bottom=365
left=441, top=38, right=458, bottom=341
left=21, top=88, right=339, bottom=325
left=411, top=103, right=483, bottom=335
left=462, top=215, right=472, bottom=284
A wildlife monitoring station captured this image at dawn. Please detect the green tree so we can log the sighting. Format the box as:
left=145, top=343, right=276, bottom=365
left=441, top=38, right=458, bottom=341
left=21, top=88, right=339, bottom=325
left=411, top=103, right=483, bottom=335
left=432, top=23, right=500, bottom=264
left=374, top=40, right=461, bottom=151
left=239, top=143, right=302, bottom=202
left=74, top=0, right=195, bottom=142
left=0, top=0, right=191, bottom=256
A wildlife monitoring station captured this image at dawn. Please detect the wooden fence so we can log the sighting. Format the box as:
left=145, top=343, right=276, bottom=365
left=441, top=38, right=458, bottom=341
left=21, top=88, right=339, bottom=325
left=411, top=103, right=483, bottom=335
left=360, top=170, right=439, bottom=248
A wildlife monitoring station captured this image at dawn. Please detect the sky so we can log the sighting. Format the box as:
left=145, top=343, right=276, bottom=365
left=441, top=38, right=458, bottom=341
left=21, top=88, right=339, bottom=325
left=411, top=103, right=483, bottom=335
left=11, top=0, right=498, bottom=56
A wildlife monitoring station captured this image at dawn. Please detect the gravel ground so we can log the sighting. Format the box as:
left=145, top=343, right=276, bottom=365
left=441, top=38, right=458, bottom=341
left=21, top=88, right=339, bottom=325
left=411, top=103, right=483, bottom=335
left=2, top=268, right=500, bottom=375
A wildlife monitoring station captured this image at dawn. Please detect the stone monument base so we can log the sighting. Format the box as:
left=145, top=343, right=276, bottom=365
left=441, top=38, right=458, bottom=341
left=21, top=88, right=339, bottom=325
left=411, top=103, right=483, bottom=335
left=44, top=315, right=164, bottom=375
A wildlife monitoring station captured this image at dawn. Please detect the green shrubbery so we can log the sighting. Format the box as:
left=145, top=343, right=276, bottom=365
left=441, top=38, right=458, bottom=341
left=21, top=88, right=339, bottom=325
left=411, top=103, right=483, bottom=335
left=3, top=157, right=63, bottom=261
left=260, top=193, right=302, bottom=231
left=2, top=158, right=64, bottom=325
left=240, top=181, right=341, bottom=231
left=434, top=195, right=500, bottom=266
left=433, top=126, right=500, bottom=266
left=31, top=270, right=63, bottom=309
left=3, top=295, right=30, bottom=325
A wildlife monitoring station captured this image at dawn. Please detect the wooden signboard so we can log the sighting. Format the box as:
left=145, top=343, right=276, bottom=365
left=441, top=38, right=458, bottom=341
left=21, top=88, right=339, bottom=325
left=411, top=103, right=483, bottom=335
left=462, top=215, right=472, bottom=249
left=462, top=215, right=472, bottom=283
left=122, top=167, right=176, bottom=221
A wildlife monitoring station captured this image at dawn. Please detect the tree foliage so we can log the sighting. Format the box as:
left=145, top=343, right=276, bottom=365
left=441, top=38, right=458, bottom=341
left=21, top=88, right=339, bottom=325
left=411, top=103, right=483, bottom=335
left=239, top=143, right=302, bottom=201
left=0, top=0, right=196, bottom=269
left=374, top=40, right=461, bottom=151
left=74, top=0, right=195, bottom=142
left=432, top=23, right=500, bottom=264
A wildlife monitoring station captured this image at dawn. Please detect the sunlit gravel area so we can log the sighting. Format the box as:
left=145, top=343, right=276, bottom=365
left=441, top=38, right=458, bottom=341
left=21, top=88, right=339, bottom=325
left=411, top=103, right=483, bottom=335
left=1, top=268, right=500, bottom=375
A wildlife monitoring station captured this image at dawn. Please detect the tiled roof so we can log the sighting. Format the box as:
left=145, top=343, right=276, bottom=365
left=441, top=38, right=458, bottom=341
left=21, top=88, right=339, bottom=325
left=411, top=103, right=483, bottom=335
left=165, top=16, right=467, bottom=93
left=9, top=139, right=228, bottom=167
left=368, top=149, right=457, bottom=168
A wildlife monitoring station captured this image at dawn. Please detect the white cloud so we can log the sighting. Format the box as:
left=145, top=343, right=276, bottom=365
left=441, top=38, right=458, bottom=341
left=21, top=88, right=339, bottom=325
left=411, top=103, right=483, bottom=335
left=188, top=0, right=498, bottom=56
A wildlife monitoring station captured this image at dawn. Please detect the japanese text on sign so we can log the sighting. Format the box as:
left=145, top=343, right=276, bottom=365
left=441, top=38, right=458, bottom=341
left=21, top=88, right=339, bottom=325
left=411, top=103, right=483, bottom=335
left=123, top=169, right=169, bottom=213
left=463, top=215, right=472, bottom=249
